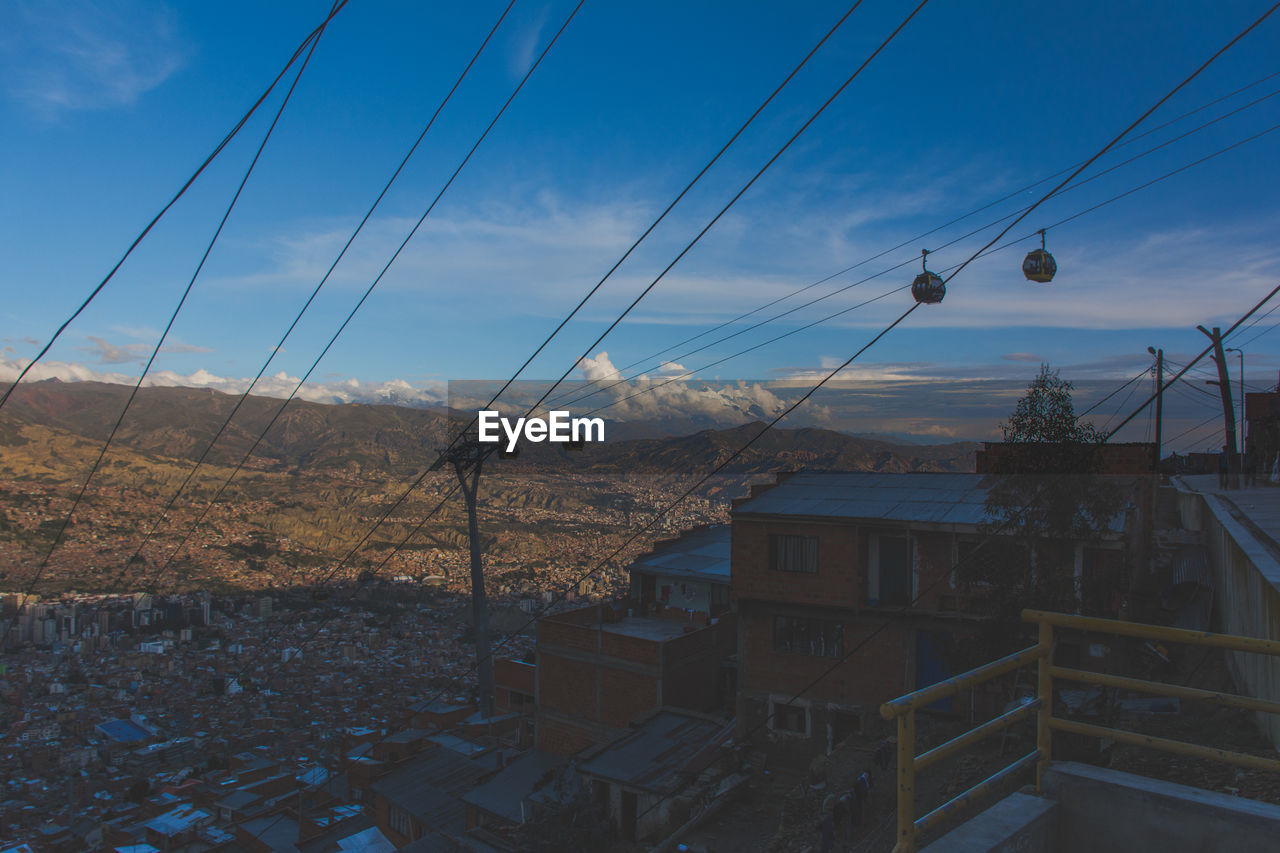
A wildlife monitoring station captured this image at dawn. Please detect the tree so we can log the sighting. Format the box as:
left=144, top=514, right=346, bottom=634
left=962, top=365, right=1126, bottom=652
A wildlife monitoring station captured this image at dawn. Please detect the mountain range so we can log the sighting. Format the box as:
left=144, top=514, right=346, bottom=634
left=0, top=380, right=979, bottom=478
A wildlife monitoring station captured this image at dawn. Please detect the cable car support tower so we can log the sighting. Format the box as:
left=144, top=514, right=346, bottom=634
left=431, top=436, right=496, bottom=719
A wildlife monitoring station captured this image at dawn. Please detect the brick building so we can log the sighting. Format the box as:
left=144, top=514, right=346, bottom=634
left=534, top=525, right=736, bottom=756
left=731, top=471, right=1133, bottom=762
left=534, top=603, right=736, bottom=755
left=1246, top=392, right=1280, bottom=475
left=493, top=658, right=536, bottom=747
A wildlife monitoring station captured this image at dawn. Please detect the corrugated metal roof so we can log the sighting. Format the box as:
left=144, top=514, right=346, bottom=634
left=732, top=472, right=992, bottom=526
left=731, top=471, right=1127, bottom=533
left=96, top=718, right=151, bottom=743
left=461, top=750, right=566, bottom=823
left=628, top=524, right=730, bottom=582
left=370, top=746, right=491, bottom=829
left=578, top=711, right=728, bottom=794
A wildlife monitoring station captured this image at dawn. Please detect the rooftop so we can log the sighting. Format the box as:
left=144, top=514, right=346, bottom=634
left=601, top=616, right=703, bottom=642
left=95, top=718, right=151, bottom=744
left=733, top=470, right=1127, bottom=534
left=733, top=471, right=991, bottom=526
left=578, top=710, right=728, bottom=794
left=369, top=745, right=493, bottom=830
left=628, top=524, right=730, bottom=584
left=462, top=749, right=566, bottom=824
left=144, top=804, right=210, bottom=836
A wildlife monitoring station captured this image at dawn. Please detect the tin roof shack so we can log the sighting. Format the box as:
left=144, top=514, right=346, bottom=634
left=577, top=709, right=732, bottom=844
left=534, top=602, right=735, bottom=756
left=295, top=820, right=392, bottom=853
left=368, top=742, right=498, bottom=846
left=731, top=471, right=1134, bottom=765
left=144, top=804, right=212, bottom=851
left=628, top=525, right=732, bottom=617
left=462, top=749, right=569, bottom=841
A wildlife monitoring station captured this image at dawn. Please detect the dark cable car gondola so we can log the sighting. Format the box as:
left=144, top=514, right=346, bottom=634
left=911, top=248, right=945, bottom=304
left=1022, top=229, right=1057, bottom=283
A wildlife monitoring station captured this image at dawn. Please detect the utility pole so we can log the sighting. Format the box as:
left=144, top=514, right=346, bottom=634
left=432, top=436, right=494, bottom=719
left=1199, top=325, right=1238, bottom=487
left=1148, top=347, right=1163, bottom=471
left=1227, top=347, right=1245, bottom=453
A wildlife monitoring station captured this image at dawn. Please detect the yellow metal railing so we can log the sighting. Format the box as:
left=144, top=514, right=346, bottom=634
left=878, top=609, right=1280, bottom=853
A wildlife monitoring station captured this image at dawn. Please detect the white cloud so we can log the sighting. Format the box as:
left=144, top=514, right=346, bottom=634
left=508, top=8, right=548, bottom=80
left=223, top=194, right=655, bottom=316
left=162, top=340, right=213, bottom=355
left=0, top=356, right=447, bottom=408
left=567, top=350, right=787, bottom=424
left=228, top=184, right=1280, bottom=346
left=80, top=334, right=212, bottom=364
left=1, top=1, right=186, bottom=114
left=82, top=335, right=148, bottom=364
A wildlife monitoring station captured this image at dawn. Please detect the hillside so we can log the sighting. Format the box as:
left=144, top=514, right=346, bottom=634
left=0, top=380, right=977, bottom=594
left=1, top=381, right=977, bottom=477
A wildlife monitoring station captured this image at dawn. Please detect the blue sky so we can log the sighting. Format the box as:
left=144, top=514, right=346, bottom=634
left=2, top=0, right=1279, bottom=447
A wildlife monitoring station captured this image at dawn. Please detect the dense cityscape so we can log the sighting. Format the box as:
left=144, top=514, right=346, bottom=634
left=5, top=1, right=1280, bottom=851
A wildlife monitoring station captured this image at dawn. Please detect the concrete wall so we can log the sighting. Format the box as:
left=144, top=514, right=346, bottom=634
left=653, top=574, right=711, bottom=612
left=1176, top=487, right=1280, bottom=748
left=927, top=763, right=1280, bottom=853
left=1044, top=762, right=1280, bottom=853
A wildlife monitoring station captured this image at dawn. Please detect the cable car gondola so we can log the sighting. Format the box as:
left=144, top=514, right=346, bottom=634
left=911, top=248, right=945, bottom=304
left=1022, top=229, right=1057, bottom=283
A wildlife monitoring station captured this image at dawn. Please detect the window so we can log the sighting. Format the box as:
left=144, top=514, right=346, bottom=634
left=770, top=699, right=808, bottom=735
left=774, top=615, right=843, bottom=658
left=508, top=690, right=533, bottom=709
left=869, top=534, right=913, bottom=606
left=389, top=805, right=410, bottom=835
left=770, top=534, right=818, bottom=573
